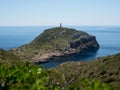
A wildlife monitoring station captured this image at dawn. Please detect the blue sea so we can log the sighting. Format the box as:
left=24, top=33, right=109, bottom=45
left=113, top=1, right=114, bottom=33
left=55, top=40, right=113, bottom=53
left=0, top=26, right=120, bottom=68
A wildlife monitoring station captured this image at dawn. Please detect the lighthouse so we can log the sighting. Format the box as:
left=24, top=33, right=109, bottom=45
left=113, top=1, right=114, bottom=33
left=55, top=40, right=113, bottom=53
left=60, top=23, right=62, bottom=30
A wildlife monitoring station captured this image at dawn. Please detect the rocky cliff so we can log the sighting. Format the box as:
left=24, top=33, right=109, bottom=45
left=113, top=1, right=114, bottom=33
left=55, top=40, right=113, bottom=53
left=9, top=27, right=99, bottom=63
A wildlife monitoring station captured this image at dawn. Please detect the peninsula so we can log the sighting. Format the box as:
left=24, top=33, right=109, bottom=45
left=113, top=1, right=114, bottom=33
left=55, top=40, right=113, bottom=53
left=9, top=26, right=99, bottom=63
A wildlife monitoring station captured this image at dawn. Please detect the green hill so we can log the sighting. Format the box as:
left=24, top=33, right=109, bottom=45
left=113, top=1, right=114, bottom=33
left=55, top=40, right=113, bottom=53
left=9, top=27, right=99, bottom=63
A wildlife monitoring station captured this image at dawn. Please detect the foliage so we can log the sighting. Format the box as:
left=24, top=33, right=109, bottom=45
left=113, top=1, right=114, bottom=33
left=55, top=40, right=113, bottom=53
left=0, top=49, right=120, bottom=89
left=0, top=59, right=114, bottom=90
left=51, top=53, right=120, bottom=90
left=66, top=78, right=111, bottom=90
left=0, top=60, right=59, bottom=90
left=30, top=27, right=88, bottom=50
left=0, top=48, right=20, bottom=61
left=0, top=59, right=112, bottom=90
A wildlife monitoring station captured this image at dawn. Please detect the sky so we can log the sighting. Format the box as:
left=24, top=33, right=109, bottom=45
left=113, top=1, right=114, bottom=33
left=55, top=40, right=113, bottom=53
left=0, top=0, right=120, bottom=26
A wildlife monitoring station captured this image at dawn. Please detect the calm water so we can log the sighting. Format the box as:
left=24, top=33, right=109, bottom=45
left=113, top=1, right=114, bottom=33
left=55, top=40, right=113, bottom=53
left=0, top=26, right=120, bottom=68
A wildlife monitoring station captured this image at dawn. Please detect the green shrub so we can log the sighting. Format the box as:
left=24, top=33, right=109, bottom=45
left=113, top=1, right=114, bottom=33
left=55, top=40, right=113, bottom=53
left=0, top=60, right=59, bottom=90
left=66, top=78, right=112, bottom=90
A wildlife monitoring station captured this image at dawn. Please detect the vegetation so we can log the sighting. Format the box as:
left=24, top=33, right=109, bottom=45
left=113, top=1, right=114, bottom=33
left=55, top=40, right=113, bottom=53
left=50, top=53, right=120, bottom=89
left=0, top=49, right=55, bottom=90
left=9, top=27, right=98, bottom=61
left=29, top=27, right=89, bottom=50
left=0, top=60, right=49, bottom=90
left=0, top=49, right=120, bottom=89
left=0, top=48, right=20, bottom=61
left=0, top=60, right=111, bottom=90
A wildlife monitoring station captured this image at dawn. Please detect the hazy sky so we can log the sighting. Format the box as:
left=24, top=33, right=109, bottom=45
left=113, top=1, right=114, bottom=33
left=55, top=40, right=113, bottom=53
left=0, top=0, right=120, bottom=26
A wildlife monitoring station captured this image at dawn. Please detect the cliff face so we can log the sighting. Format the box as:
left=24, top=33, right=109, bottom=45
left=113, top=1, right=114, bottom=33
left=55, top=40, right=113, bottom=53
left=9, top=27, right=99, bottom=63
left=68, top=34, right=99, bottom=52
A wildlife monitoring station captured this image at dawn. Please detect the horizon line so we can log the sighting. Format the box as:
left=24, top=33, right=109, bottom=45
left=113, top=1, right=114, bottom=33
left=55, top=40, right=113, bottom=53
left=0, top=25, right=120, bottom=27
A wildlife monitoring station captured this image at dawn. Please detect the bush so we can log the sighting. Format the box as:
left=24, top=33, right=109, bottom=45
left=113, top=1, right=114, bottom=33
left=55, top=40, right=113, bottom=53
left=0, top=60, right=59, bottom=90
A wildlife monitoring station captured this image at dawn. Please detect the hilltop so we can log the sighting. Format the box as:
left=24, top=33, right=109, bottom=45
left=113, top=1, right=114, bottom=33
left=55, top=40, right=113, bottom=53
left=9, top=27, right=99, bottom=63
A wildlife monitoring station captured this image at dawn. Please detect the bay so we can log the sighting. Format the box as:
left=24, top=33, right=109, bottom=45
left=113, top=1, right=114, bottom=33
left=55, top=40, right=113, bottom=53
left=0, top=26, right=120, bottom=68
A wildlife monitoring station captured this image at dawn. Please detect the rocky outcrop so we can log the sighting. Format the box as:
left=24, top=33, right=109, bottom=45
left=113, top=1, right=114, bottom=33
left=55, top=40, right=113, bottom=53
left=9, top=27, right=99, bottom=63
left=69, top=35, right=99, bottom=52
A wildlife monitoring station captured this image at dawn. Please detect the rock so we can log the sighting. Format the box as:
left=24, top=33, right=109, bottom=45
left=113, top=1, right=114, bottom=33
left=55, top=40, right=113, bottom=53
left=9, top=27, right=99, bottom=63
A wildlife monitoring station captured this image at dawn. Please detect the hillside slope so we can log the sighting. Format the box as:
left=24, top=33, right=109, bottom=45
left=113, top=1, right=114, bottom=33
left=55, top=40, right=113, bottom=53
left=0, top=48, right=20, bottom=61
left=50, top=53, right=120, bottom=89
left=0, top=49, right=120, bottom=89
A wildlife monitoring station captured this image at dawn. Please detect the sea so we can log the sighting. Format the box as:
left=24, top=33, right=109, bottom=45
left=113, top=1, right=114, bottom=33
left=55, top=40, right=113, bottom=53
left=0, top=26, right=120, bottom=68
